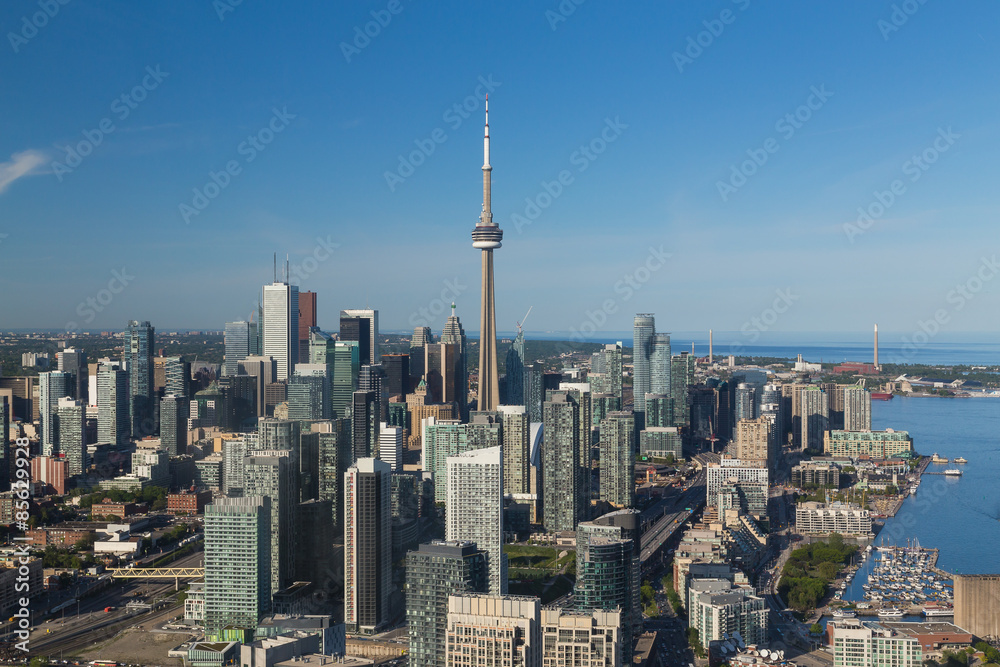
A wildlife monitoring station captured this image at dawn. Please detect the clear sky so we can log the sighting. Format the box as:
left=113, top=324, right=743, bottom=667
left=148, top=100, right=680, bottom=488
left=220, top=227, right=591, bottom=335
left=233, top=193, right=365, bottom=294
left=2, top=1, right=999, bottom=340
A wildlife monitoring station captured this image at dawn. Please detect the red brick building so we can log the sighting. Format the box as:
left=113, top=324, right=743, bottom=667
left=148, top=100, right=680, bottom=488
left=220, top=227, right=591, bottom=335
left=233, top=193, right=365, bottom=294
left=31, top=456, right=68, bottom=495
left=167, top=490, right=213, bottom=515
left=91, top=502, right=138, bottom=519
left=25, top=527, right=94, bottom=547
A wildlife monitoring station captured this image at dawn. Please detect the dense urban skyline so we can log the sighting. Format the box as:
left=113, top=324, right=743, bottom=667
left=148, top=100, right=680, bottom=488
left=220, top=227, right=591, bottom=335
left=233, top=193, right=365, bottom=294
left=3, top=2, right=999, bottom=336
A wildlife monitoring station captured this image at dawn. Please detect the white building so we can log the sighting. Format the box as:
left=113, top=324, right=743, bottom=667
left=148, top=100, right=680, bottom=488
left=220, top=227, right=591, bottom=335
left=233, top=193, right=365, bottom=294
left=378, top=423, right=403, bottom=472
left=796, top=501, right=872, bottom=535
left=446, top=446, right=506, bottom=595
left=263, top=281, right=299, bottom=381
left=830, top=618, right=922, bottom=667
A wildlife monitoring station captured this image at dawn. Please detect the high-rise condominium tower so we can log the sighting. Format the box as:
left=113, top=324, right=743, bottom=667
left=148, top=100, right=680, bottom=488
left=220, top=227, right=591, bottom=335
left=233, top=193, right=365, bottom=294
left=446, top=446, right=506, bottom=595
left=345, top=457, right=392, bottom=634
left=633, top=314, right=655, bottom=413
left=125, top=320, right=154, bottom=437
left=472, top=98, right=503, bottom=413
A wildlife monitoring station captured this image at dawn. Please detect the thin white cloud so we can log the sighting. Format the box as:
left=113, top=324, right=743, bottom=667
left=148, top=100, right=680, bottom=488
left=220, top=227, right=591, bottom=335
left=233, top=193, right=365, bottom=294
left=0, top=150, right=47, bottom=195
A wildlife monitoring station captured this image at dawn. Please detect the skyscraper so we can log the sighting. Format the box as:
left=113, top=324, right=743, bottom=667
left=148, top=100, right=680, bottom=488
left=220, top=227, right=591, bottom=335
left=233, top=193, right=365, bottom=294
left=599, top=411, right=635, bottom=509
left=632, top=314, right=655, bottom=413
left=97, top=364, right=129, bottom=445
left=239, top=355, right=277, bottom=417
left=318, top=419, right=352, bottom=532
left=410, top=326, right=432, bottom=389
left=542, top=391, right=581, bottom=532
left=55, top=397, right=86, bottom=476
left=160, top=394, right=188, bottom=456
left=735, top=383, right=757, bottom=423
left=406, top=541, right=489, bottom=667
left=381, top=353, right=410, bottom=399
left=424, top=343, right=458, bottom=407
left=560, top=382, right=594, bottom=520
left=446, top=446, right=506, bottom=595
left=125, top=320, right=155, bottom=437
left=39, top=371, right=70, bottom=456
left=503, top=329, right=526, bottom=407
left=297, top=290, right=317, bottom=363
left=591, top=343, right=623, bottom=400
left=0, top=397, right=9, bottom=491
left=360, top=363, right=387, bottom=421
left=575, top=509, right=641, bottom=641
left=331, top=341, right=360, bottom=420
left=223, top=321, right=251, bottom=376
left=287, top=364, right=329, bottom=420
left=340, top=309, right=379, bottom=366
left=163, top=356, right=190, bottom=398
left=843, top=386, right=872, bottom=431
left=472, top=98, right=503, bottom=413
left=243, top=451, right=296, bottom=595
left=440, top=303, right=469, bottom=421
left=263, top=281, right=299, bottom=381
left=378, top=422, right=403, bottom=472
left=352, top=391, right=378, bottom=460
left=345, top=457, right=392, bottom=634
left=671, top=351, right=695, bottom=428
left=57, top=348, right=88, bottom=403
left=800, top=387, right=830, bottom=451
left=204, top=496, right=271, bottom=636
left=498, top=405, right=530, bottom=496
left=650, top=333, right=672, bottom=396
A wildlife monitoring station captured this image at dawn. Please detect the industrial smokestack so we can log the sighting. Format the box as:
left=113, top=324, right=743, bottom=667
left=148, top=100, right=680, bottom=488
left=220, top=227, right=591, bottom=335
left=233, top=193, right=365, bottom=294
left=874, top=323, right=879, bottom=370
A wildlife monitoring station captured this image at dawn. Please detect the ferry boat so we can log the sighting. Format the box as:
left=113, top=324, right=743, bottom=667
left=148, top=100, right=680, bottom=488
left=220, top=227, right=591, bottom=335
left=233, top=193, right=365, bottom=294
left=944, top=469, right=962, bottom=476
left=953, top=457, right=968, bottom=464
left=923, top=605, right=954, bottom=617
left=931, top=453, right=949, bottom=464
left=833, top=609, right=857, bottom=618
left=878, top=608, right=905, bottom=619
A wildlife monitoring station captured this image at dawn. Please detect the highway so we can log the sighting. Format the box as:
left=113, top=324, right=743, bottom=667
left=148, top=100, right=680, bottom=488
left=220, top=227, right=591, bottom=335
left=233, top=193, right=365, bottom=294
left=639, top=470, right=706, bottom=564
left=28, top=549, right=203, bottom=658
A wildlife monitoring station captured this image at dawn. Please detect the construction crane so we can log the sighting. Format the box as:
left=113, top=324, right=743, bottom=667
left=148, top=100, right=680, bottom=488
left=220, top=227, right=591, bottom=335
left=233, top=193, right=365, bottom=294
left=516, top=306, right=532, bottom=335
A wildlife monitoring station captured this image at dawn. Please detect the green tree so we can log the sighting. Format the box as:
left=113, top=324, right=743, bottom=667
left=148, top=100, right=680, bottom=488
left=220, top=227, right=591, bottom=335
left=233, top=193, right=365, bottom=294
left=810, top=623, right=823, bottom=634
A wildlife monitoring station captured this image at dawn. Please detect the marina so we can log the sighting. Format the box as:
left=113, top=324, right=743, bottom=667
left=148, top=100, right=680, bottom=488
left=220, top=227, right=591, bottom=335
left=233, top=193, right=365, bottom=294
left=840, top=542, right=954, bottom=617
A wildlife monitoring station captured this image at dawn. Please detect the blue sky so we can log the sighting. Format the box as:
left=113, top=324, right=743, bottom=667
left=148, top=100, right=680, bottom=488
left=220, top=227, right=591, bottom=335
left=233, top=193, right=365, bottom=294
left=2, top=1, right=999, bottom=342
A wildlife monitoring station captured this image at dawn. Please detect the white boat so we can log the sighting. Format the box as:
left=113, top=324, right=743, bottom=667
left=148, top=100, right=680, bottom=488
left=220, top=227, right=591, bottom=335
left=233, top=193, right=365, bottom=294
left=953, top=457, right=967, bottom=464
left=833, top=609, right=857, bottom=618
left=944, top=469, right=962, bottom=476
left=923, top=606, right=954, bottom=617
left=878, top=608, right=905, bottom=618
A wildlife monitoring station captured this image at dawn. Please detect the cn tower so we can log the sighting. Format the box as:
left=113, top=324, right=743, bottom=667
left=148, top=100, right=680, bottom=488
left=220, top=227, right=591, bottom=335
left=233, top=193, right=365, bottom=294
left=472, top=97, right=502, bottom=412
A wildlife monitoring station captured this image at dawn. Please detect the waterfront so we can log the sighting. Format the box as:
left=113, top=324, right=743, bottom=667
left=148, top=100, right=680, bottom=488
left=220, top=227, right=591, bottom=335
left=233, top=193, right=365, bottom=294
left=842, top=396, right=1000, bottom=602
left=510, top=332, right=1000, bottom=366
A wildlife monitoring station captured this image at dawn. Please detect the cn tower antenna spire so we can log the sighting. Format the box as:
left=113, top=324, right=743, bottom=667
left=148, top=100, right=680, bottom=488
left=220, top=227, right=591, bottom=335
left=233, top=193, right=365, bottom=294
left=472, top=96, right=502, bottom=412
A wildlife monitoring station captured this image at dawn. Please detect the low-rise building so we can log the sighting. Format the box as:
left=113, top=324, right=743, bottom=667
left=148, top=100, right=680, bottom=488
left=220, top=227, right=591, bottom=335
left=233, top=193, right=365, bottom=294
left=24, top=527, right=94, bottom=547
left=168, top=490, right=213, bottom=515
left=91, top=502, right=139, bottom=519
